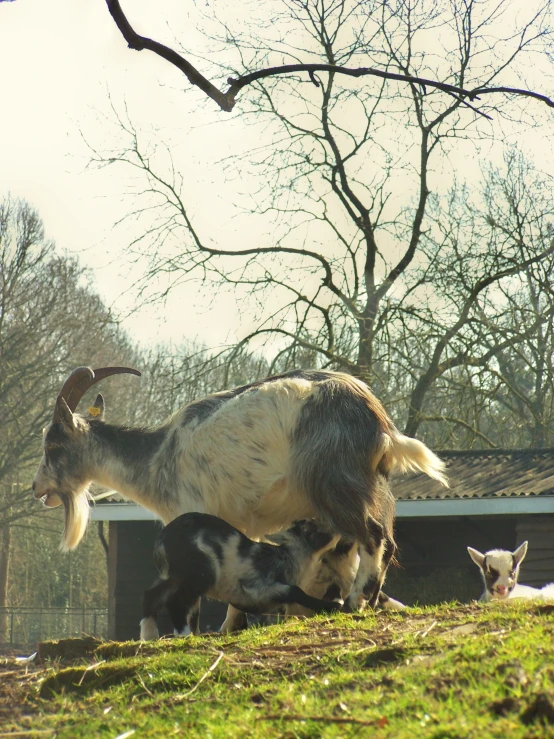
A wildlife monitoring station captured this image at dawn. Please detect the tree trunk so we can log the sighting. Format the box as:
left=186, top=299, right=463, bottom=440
left=0, top=524, right=12, bottom=643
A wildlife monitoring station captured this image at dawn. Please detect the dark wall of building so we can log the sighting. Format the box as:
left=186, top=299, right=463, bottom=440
left=388, top=515, right=554, bottom=605
left=109, top=513, right=554, bottom=640
left=517, top=515, right=554, bottom=587
left=108, top=521, right=227, bottom=641
left=385, top=516, right=518, bottom=605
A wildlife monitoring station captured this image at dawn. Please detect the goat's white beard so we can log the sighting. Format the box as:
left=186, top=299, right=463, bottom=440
left=61, top=489, right=91, bottom=551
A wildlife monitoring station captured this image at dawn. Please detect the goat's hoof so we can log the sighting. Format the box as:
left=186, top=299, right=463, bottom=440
left=343, top=595, right=365, bottom=613
left=140, top=617, right=159, bottom=641
left=174, top=626, right=191, bottom=637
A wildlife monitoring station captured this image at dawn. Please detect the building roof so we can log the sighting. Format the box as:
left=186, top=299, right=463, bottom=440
left=392, top=448, right=554, bottom=502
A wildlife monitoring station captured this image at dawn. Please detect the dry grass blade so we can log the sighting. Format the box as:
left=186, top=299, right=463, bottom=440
left=419, top=620, right=438, bottom=638
left=77, top=660, right=106, bottom=686
left=0, top=732, right=55, bottom=737
left=258, top=714, right=387, bottom=726
left=171, top=651, right=224, bottom=702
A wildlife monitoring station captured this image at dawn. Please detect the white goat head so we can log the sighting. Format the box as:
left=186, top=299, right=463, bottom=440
left=467, top=542, right=528, bottom=601
left=32, top=366, right=140, bottom=550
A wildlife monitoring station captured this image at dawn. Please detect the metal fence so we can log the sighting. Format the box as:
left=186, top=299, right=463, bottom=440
left=0, top=607, right=108, bottom=648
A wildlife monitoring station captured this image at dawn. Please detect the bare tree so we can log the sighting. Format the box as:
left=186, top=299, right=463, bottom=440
left=0, top=196, right=134, bottom=635
left=388, top=151, right=554, bottom=446
left=90, top=0, right=554, bottom=444
left=104, top=0, right=554, bottom=114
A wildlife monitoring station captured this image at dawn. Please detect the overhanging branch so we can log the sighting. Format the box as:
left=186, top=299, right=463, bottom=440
left=105, top=0, right=554, bottom=114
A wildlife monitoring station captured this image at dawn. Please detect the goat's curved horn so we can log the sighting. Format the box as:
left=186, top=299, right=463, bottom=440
left=57, top=366, right=141, bottom=413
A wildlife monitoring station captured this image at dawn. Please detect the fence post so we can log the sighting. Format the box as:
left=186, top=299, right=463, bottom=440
left=10, top=610, right=14, bottom=646
left=82, top=605, right=86, bottom=636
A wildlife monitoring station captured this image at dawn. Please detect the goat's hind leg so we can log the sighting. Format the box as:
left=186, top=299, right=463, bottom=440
left=141, top=578, right=177, bottom=640
left=378, top=591, right=406, bottom=611
left=220, top=605, right=248, bottom=634
left=186, top=597, right=201, bottom=635
left=167, top=588, right=202, bottom=636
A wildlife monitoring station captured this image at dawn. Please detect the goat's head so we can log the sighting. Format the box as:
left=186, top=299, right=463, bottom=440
left=32, top=366, right=141, bottom=550
left=267, top=519, right=341, bottom=591
left=467, top=542, right=528, bottom=600
left=267, top=520, right=339, bottom=554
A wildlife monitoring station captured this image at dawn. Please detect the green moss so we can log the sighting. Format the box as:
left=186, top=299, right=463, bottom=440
left=4, top=602, right=554, bottom=738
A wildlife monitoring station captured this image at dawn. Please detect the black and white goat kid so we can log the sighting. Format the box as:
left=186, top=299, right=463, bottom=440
left=468, top=541, right=554, bottom=602
left=140, top=514, right=342, bottom=639
left=33, top=366, right=447, bottom=630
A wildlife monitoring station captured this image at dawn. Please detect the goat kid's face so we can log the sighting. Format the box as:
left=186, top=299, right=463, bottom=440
left=33, top=396, right=96, bottom=551
left=268, top=520, right=341, bottom=589
left=467, top=542, right=528, bottom=600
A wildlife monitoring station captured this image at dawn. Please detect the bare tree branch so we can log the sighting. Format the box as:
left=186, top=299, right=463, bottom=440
left=105, top=0, right=554, bottom=114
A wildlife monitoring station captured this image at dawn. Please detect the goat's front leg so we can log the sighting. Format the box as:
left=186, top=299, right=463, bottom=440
left=220, top=604, right=248, bottom=633
left=344, top=517, right=388, bottom=611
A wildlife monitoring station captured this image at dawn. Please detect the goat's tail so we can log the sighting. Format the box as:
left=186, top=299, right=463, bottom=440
left=380, top=430, right=448, bottom=487
left=290, top=374, right=447, bottom=542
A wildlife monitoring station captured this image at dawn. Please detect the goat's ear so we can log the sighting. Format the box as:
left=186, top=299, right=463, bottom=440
left=467, top=546, right=485, bottom=569
left=513, top=541, right=528, bottom=566
left=53, top=396, right=77, bottom=431
left=87, top=394, right=105, bottom=421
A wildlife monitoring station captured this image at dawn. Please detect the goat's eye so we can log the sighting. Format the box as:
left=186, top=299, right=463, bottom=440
left=46, top=444, right=63, bottom=461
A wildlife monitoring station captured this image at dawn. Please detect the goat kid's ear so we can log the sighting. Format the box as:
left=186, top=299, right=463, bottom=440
left=513, top=540, right=528, bottom=566
left=87, top=394, right=105, bottom=421
left=467, top=546, right=485, bottom=569
left=53, top=396, right=77, bottom=431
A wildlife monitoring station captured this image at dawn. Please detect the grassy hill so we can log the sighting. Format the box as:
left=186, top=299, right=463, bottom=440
left=2, top=601, right=554, bottom=738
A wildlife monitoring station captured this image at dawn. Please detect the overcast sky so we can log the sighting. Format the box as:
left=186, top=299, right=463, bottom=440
left=1, top=0, right=553, bottom=353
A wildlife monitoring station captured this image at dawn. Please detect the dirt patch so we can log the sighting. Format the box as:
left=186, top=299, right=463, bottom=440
left=362, top=647, right=408, bottom=667
left=521, top=693, right=554, bottom=726
left=0, top=657, right=46, bottom=731
left=490, top=697, right=521, bottom=716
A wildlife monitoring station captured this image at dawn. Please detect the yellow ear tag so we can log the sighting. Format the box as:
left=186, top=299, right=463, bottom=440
left=88, top=406, right=102, bottom=417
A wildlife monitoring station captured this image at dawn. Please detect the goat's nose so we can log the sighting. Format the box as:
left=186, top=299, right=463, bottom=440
left=497, top=585, right=507, bottom=594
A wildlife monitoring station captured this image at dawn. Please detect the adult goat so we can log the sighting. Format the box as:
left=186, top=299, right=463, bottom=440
left=33, top=366, right=447, bottom=630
